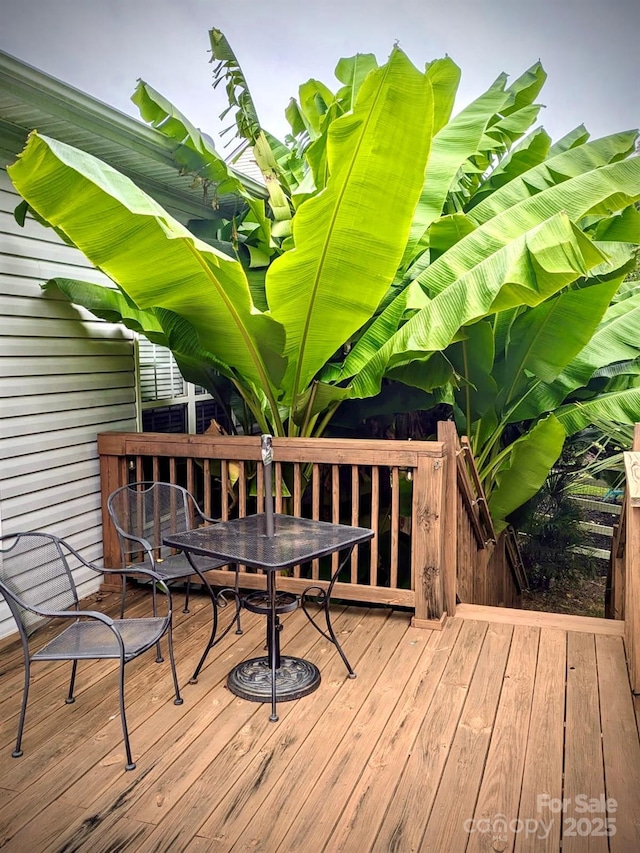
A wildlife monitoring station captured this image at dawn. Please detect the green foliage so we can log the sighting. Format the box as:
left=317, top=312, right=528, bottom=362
left=8, top=28, right=640, bottom=530
left=517, top=449, right=600, bottom=591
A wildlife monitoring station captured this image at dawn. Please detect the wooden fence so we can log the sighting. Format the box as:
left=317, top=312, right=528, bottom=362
left=98, top=422, right=525, bottom=628
left=608, top=423, right=640, bottom=692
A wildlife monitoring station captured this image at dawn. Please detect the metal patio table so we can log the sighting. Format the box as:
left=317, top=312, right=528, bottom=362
left=163, top=512, right=373, bottom=721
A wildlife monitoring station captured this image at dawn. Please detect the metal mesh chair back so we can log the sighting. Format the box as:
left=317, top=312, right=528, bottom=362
left=0, top=532, right=78, bottom=636
left=108, top=482, right=198, bottom=567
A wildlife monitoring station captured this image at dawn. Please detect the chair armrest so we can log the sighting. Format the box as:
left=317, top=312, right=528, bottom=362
left=57, top=539, right=174, bottom=618
left=24, top=606, right=115, bottom=626
left=196, top=511, right=222, bottom=525
left=100, top=568, right=174, bottom=618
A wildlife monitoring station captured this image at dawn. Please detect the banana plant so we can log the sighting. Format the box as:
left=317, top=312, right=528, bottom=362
left=8, top=22, right=640, bottom=530
left=9, top=46, right=437, bottom=437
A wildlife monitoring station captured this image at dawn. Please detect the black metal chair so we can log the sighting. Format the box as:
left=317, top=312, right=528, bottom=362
left=0, top=531, right=182, bottom=771
left=107, top=482, right=242, bottom=677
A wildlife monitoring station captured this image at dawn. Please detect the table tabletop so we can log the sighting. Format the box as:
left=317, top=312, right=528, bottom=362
left=163, top=513, right=374, bottom=571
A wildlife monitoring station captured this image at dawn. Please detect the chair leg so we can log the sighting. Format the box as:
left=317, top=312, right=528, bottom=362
left=152, top=582, right=164, bottom=663
left=65, top=659, right=78, bottom=704
left=118, top=660, right=136, bottom=771
left=183, top=579, right=190, bottom=614
left=12, top=654, right=30, bottom=758
left=234, top=565, right=243, bottom=634
left=166, top=622, right=183, bottom=707
left=119, top=574, right=128, bottom=619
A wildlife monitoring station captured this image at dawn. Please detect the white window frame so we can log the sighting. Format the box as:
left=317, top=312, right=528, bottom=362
left=134, top=336, right=212, bottom=434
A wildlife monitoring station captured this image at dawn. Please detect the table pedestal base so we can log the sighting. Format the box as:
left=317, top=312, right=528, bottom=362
left=227, top=656, right=321, bottom=704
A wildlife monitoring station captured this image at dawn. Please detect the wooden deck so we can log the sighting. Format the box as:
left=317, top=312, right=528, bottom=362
left=0, top=589, right=638, bottom=852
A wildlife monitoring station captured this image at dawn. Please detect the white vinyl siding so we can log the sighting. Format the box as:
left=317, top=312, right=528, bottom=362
left=0, top=168, right=137, bottom=638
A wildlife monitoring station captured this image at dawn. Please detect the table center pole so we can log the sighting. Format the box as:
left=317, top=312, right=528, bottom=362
left=261, top=434, right=275, bottom=538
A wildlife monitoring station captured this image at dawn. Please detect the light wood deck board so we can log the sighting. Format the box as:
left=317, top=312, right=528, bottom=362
left=595, top=634, right=640, bottom=851
left=564, top=632, right=608, bottom=853
left=0, top=591, right=636, bottom=853
left=514, top=627, right=566, bottom=853
left=419, top=621, right=515, bottom=852
left=466, top=624, right=539, bottom=853
left=368, top=618, right=489, bottom=853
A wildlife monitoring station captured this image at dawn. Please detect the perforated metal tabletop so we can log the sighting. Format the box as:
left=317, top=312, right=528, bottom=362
left=163, top=514, right=374, bottom=571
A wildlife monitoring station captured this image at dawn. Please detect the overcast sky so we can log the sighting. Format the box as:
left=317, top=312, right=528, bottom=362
left=1, top=0, right=638, bottom=150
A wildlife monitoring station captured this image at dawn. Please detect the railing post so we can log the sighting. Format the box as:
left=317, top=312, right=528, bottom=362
left=411, top=450, right=447, bottom=629
left=623, top=451, right=640, bottom=692
left=437, top=421, right=458, bottom=617
left=98, top=433, right=128, bottom=590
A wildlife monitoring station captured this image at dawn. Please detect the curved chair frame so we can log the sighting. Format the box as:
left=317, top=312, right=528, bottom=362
left=0, top=531, right=183, bottom=771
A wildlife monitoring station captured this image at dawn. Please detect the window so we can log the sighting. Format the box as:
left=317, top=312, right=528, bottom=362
left=137, top=338, right=231, bottom=434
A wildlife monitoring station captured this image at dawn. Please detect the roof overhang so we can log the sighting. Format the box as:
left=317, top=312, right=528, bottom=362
left=0, top=49, right=266, bottom=220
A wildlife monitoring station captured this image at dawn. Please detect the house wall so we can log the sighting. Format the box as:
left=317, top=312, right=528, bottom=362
left=0, top=166, right=138, bottom=638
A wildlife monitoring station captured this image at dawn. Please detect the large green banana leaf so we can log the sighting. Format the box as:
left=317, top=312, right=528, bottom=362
left=494, top=279, right=621, bottom=407
left=335, top=54, right=379, bottom=112
left=547, top=124, right=590, bottom=156
left=413, top=156, right=640, bottom=297
left=486, top=414, right=566, bottom=533
left=132, top=80, right=279, bottom=264
left=513, top=290, right=640, bottom=420
left=44, top=278, right=167, bottom=344
left=467, top=127, right=551, bottom=207
left=500, top=61, right=547, bottom=116
left=131, top=80, right=245, bottom=199
left=446, top=281, right=618, bottom=433
left=343, top=213, right=606, bottom=397
left=8, top=133, right=286, bottom=404
left=266, top=48, right=436, bottom=406
left=468, top=131, right=638, bottom=224
left=556, top=387, right=640, bottom=435
left=209, top=28, right=292, bottom=225
left=446, top=320, right=498, bottom=428
left=442, top=63, right=546, bottom=211
left=402, top=69, right=507, bottom=264
left=43, top=277, right=245, bottom=386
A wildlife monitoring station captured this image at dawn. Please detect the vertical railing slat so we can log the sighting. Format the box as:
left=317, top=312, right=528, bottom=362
left=204, top=459, right=212, bottom=518
left=331, top=464, right=340, bottom=574
left=390, top=466, right=399, bottom=589
left=351, top=465, right=359, bottom=583
left=220, top=460, right=228, bottom=521
left=293, top=463, right=302, bottom=578
left=257, top=464, right=264, bottom=515
left=312, top=463, right=320, bottom=579
left=238, top=461, right=247, bottom=518
left=370, top=466, right=379, bottom=586
left=186, top=458, right=195, bottom=498
left=275, top=462, right=283, bottom=513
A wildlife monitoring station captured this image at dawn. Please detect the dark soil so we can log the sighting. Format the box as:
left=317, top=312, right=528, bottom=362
left=522, top=573, right=607, bottom=618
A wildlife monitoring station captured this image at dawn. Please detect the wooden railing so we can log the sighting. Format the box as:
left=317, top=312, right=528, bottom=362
left=439, top=422, right=527, bottom=609
left=609, top=423, right=640, bottom=692
left=98, top=423, right=525, bottom=628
